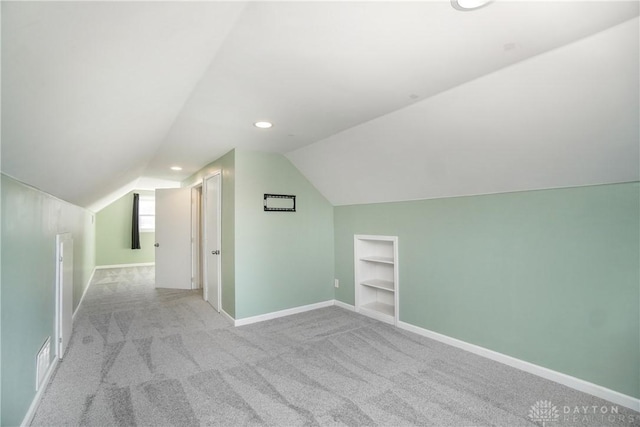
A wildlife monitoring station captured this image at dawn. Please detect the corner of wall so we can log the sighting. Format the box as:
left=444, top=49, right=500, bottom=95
left=233, top=150, right=335, bottom=319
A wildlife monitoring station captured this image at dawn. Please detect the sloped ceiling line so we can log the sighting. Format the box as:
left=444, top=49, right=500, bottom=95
left=286, top=16, right=640, bottom=206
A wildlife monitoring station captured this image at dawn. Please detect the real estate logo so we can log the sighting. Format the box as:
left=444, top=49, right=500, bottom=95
left=528, top=400, right=560, bottom=426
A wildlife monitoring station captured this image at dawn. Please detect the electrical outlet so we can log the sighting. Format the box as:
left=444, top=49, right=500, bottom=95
left=334, top=279, right=339, bottom=288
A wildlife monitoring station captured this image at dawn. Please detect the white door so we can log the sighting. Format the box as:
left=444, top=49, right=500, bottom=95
left=203, top=173, right=221, bottom=311
left=155, top=188, right=192, bottom=289
left=56, top=233, right=73, bottom=359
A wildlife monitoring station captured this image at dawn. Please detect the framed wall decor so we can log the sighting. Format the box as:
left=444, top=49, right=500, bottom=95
left=264, top=194, right=296, bottom=212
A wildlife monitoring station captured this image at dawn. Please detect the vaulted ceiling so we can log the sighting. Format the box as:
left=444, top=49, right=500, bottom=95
left=2, top=1, right=638, bottom=209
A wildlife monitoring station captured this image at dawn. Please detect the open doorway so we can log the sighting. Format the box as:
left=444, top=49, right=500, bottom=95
left=191, top=185, right=203, bottom=289
left=202, top=172, right=221, bottom=311
left=190, top=173, right=221, bottom=310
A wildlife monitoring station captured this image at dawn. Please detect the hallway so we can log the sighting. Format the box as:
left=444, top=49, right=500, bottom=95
left=32, top=266, right=230, bottom=425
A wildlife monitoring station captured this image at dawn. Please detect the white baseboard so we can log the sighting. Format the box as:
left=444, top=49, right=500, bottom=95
left=333, top=300, right=355, bottom=311
left=234, top=300, right=335, bottom=327
left=95, top=262, right=155, bottom=269
left=73, top=267, right=96, bottom=321
left=220, top=308, right=235, bottom=325
left=21, top=357, right=59, bottom=427
left=397, top=321, right=640, bottom=412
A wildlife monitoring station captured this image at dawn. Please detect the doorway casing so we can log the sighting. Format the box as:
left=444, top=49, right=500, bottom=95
left=201, top=172, right=222, bottom=312
left=55, top=232, right=73, bottom=360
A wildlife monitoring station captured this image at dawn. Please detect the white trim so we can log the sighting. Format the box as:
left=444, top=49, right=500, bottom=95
left=353, top=234, right=398, bottom=242
left=190, top=185, right=203, bottom=290
left=333, top=300, right=355, bottom=311
left=202, top=172, right=222, bottom=311
left=20, top=357, right=58, bottom=427
left=220, top=308, right=235, bottom=325
left=354, top=235, right=399, bottom=326
left=55, top=233, right=73, bottom=361
left=397, top=320, right=640, bottom=412
left=225, top=300, right=354, bottom=327
left=234, top=300, right=335, bottom=327
left=73, top=267, right=96, bottom=321
left=95, top=262, right=155, bottom=269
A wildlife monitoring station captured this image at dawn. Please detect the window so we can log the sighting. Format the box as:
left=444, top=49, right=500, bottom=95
left=139, top=195, right=155, bottom=232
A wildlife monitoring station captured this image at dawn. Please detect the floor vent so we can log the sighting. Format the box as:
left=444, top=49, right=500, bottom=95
left=36, top=337, right=51, bottom=391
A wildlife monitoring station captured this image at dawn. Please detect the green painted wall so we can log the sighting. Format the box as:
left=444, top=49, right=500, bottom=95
left=234, top=150, right=334, bottom=319
left=1, top=174, right=96, bottom=426
left=95, top=190, right=155, bottom=266
left=183, top=149, right=236, bottom=318
left=334, top=182, right=640, bottom=399
left=184, top=149, right=335, bottom=320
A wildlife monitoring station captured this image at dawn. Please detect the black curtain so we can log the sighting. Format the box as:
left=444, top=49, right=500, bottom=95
left=131, top=193, right=141, bottom=250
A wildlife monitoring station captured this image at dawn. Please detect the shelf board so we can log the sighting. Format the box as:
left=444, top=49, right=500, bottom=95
left=360, top=256, right=394, bottom=265
left=360, top=279, right=394, bottom=292
left=360, top=301, right=394, bottom=317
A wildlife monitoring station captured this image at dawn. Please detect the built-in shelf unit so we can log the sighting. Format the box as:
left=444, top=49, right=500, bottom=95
left=354, top=235, right=398, bottom=325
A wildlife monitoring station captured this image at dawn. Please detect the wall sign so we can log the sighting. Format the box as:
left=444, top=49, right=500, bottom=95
left=264, top=194, right=296, bottom=212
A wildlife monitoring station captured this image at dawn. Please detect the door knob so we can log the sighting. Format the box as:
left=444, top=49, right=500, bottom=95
left=154, top=243, right=159, bottom=247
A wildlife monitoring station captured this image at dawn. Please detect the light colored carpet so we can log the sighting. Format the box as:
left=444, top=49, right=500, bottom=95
left=31, top=266, right=639, bottom=426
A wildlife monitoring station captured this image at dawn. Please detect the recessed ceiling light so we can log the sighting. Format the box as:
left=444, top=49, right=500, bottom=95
left=254, top=121, right=273, bottom=129
left=451, top=0, right=493, bottom=11
left=170, top=166, right=182, bottom=171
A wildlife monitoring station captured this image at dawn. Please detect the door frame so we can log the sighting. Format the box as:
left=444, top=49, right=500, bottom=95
left=55, top=232, right=73, bottom=360
left=202, top=171, right=222, bottom=311
left=190, top=185, right=203, bottom=290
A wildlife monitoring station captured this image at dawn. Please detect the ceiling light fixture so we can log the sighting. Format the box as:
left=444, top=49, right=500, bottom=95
left=254, top=121, right=273, bottom=129
left=451, top=0, right=493, bottom=11
left=170, top=166, right=182, bottom=171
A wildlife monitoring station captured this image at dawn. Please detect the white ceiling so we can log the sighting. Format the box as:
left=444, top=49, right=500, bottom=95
left=2, top=1, right=638, bottom=208
left=288, top=15, right=640, bottom=205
